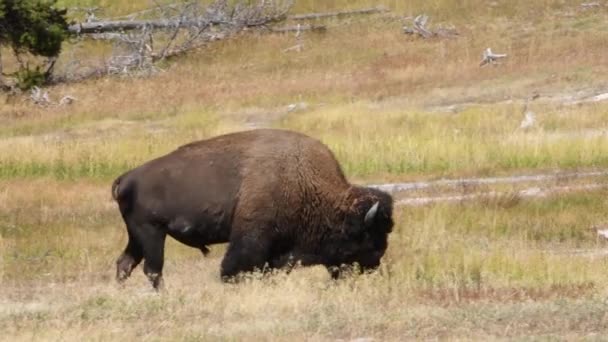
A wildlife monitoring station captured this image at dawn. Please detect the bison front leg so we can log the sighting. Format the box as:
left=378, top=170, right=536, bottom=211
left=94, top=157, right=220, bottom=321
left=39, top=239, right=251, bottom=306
left=220, top=234, right=270, bottom=282
left=269, top=252, right=323, bottom=273
left=325, top=263, right=365, bottom=280
left=327, top=266, right=342, bottom=280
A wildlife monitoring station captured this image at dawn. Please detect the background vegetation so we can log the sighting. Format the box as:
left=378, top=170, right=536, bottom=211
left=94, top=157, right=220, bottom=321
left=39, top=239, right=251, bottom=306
left=2, top=0, right=608, bottom=339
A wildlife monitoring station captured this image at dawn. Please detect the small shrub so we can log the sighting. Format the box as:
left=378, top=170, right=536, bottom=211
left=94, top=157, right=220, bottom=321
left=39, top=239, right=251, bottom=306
left=14, top=65, right=46, bottom=90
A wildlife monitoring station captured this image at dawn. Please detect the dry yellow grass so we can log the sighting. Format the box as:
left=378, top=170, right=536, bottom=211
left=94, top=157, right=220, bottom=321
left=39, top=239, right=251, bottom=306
left=4, top=0, right=608, bottom=131
left=2, top=180, right=608, bottom=339
left=2, top=0, right=608, bottom=340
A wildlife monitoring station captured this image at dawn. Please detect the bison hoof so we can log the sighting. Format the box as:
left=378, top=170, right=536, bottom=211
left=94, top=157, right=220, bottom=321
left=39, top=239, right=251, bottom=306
left=116, top=270, right=130, bottom=283
left=327, top=266, right=341, bottom=279
left=116, top=254, right=137, bottom=283
left=221, top=275, right=238, bottom=284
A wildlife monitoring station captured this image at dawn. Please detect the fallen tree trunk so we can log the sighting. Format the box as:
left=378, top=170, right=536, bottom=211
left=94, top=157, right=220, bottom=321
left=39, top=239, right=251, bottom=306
left=69, top=18, right=217, bottom=34
left=69, top=19, right=328, bottom=35
left=270, top=24, right=326, bottom=33
left=67, top=5, right=387, bottom=35
left=288, top=6, right=387, bottom=20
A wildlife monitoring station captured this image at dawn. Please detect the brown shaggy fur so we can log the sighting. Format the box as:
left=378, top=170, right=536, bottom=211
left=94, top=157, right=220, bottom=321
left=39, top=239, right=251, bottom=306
left=112, top=128, right=394, bottom=289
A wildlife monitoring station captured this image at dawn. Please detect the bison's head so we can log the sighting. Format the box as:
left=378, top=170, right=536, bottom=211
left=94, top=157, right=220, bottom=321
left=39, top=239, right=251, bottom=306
left=324, top=187, right=394, bottom=276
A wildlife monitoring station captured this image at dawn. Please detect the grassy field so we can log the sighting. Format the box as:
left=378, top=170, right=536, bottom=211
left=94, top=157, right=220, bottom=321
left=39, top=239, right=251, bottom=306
left=2, top=0, right=608, bottom=340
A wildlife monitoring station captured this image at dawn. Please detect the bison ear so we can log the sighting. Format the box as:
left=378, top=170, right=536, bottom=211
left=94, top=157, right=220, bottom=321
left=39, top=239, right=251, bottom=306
left=364, top=202, right=379, bottom=228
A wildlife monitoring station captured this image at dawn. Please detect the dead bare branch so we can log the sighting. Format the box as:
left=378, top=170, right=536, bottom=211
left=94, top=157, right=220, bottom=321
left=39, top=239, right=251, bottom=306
left=52, top=0, right=295, bottom=84
left=158, top=19, right=184, bottom=60
left=479, top=47, right=508, bottom=67
left=403, top=14, right=458, bottom=39
left=282, top=44, right=303, bottom=53
left=70, top=2, right=385, bottom=34
left=30, top=86, right=77, bottom=107
left=59, top=95, right=77, bottom=106
left=413, top=14, right=432, bottom=38
left=30, top=86, right=51, bottom=107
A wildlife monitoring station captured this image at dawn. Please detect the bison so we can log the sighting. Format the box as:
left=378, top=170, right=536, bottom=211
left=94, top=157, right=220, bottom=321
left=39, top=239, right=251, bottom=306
left=112, top=128, right=394, bottom=289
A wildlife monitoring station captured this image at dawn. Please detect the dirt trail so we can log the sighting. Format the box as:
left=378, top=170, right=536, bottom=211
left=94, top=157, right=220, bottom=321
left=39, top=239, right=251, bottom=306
left=368, top=170, right=608, bottom=206
left=395, top=183, right=607, bottom=206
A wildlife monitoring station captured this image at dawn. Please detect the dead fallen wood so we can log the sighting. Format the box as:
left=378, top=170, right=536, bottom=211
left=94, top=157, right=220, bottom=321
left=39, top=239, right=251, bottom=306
left=47, top=0, right=295, bottom=85
left=68, top=0, right=295, bottom=35
left=69, top=18, right=217, bottom=34
left=83, top=24, right=325, bottom=60
left=68, top=17, right=330, bottom=35
left=288, top=6, right=388, bottom=20
left=403, top=14, right=458, bottom=39
left=405, top=14, right=432, bottom=38
left=271, top=24, right=326, bottom=33
left=70, top=5, right=385, bottom=35
left=40, top=2, right=390, bottom=89
left=479, top=47, right=507, bottom=67
left=29, top=86, right=76, bottom=107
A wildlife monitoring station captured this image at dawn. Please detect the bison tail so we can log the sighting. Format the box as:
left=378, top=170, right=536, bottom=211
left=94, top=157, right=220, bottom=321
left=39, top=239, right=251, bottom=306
left=111, top=175, right=132, bottom=202
left=111, top=174, right=136, bottom=215
left=111, top=177, right=121, bottom=201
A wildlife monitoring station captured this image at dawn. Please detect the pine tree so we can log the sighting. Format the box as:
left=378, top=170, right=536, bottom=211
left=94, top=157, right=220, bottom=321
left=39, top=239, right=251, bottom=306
left=0, top=0, right=69, bottom=89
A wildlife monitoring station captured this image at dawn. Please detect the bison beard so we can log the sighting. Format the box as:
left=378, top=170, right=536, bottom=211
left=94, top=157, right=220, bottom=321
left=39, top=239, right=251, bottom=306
left=112, top=128, right=394, bottom=289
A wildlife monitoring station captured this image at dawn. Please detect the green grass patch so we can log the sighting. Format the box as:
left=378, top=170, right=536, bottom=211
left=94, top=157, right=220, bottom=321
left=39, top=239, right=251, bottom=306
left=277, top=103, right=608, bottom=179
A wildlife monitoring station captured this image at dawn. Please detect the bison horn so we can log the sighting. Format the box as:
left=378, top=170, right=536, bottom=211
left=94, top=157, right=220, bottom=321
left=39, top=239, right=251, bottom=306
left=364, top=202, right=379, bottom=227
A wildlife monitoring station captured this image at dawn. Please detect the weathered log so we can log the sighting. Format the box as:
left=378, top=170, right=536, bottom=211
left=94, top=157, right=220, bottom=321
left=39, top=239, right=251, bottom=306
left=70, top=19, right=326, bottom=36
left=68, top=18, right=210, bottom=34
left=271, top=24, right=326, bottom=33
left=67, top=5, right=385, bottom=35
left=288, top=6, right=388, bottom=20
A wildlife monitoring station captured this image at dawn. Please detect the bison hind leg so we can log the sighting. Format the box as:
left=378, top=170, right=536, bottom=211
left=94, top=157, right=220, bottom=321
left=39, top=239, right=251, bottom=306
left=138, top=223, right=167, bottom=290
left=116, top=230, right=144, bottom=283
left=200, top=245, right=210, bottom=256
